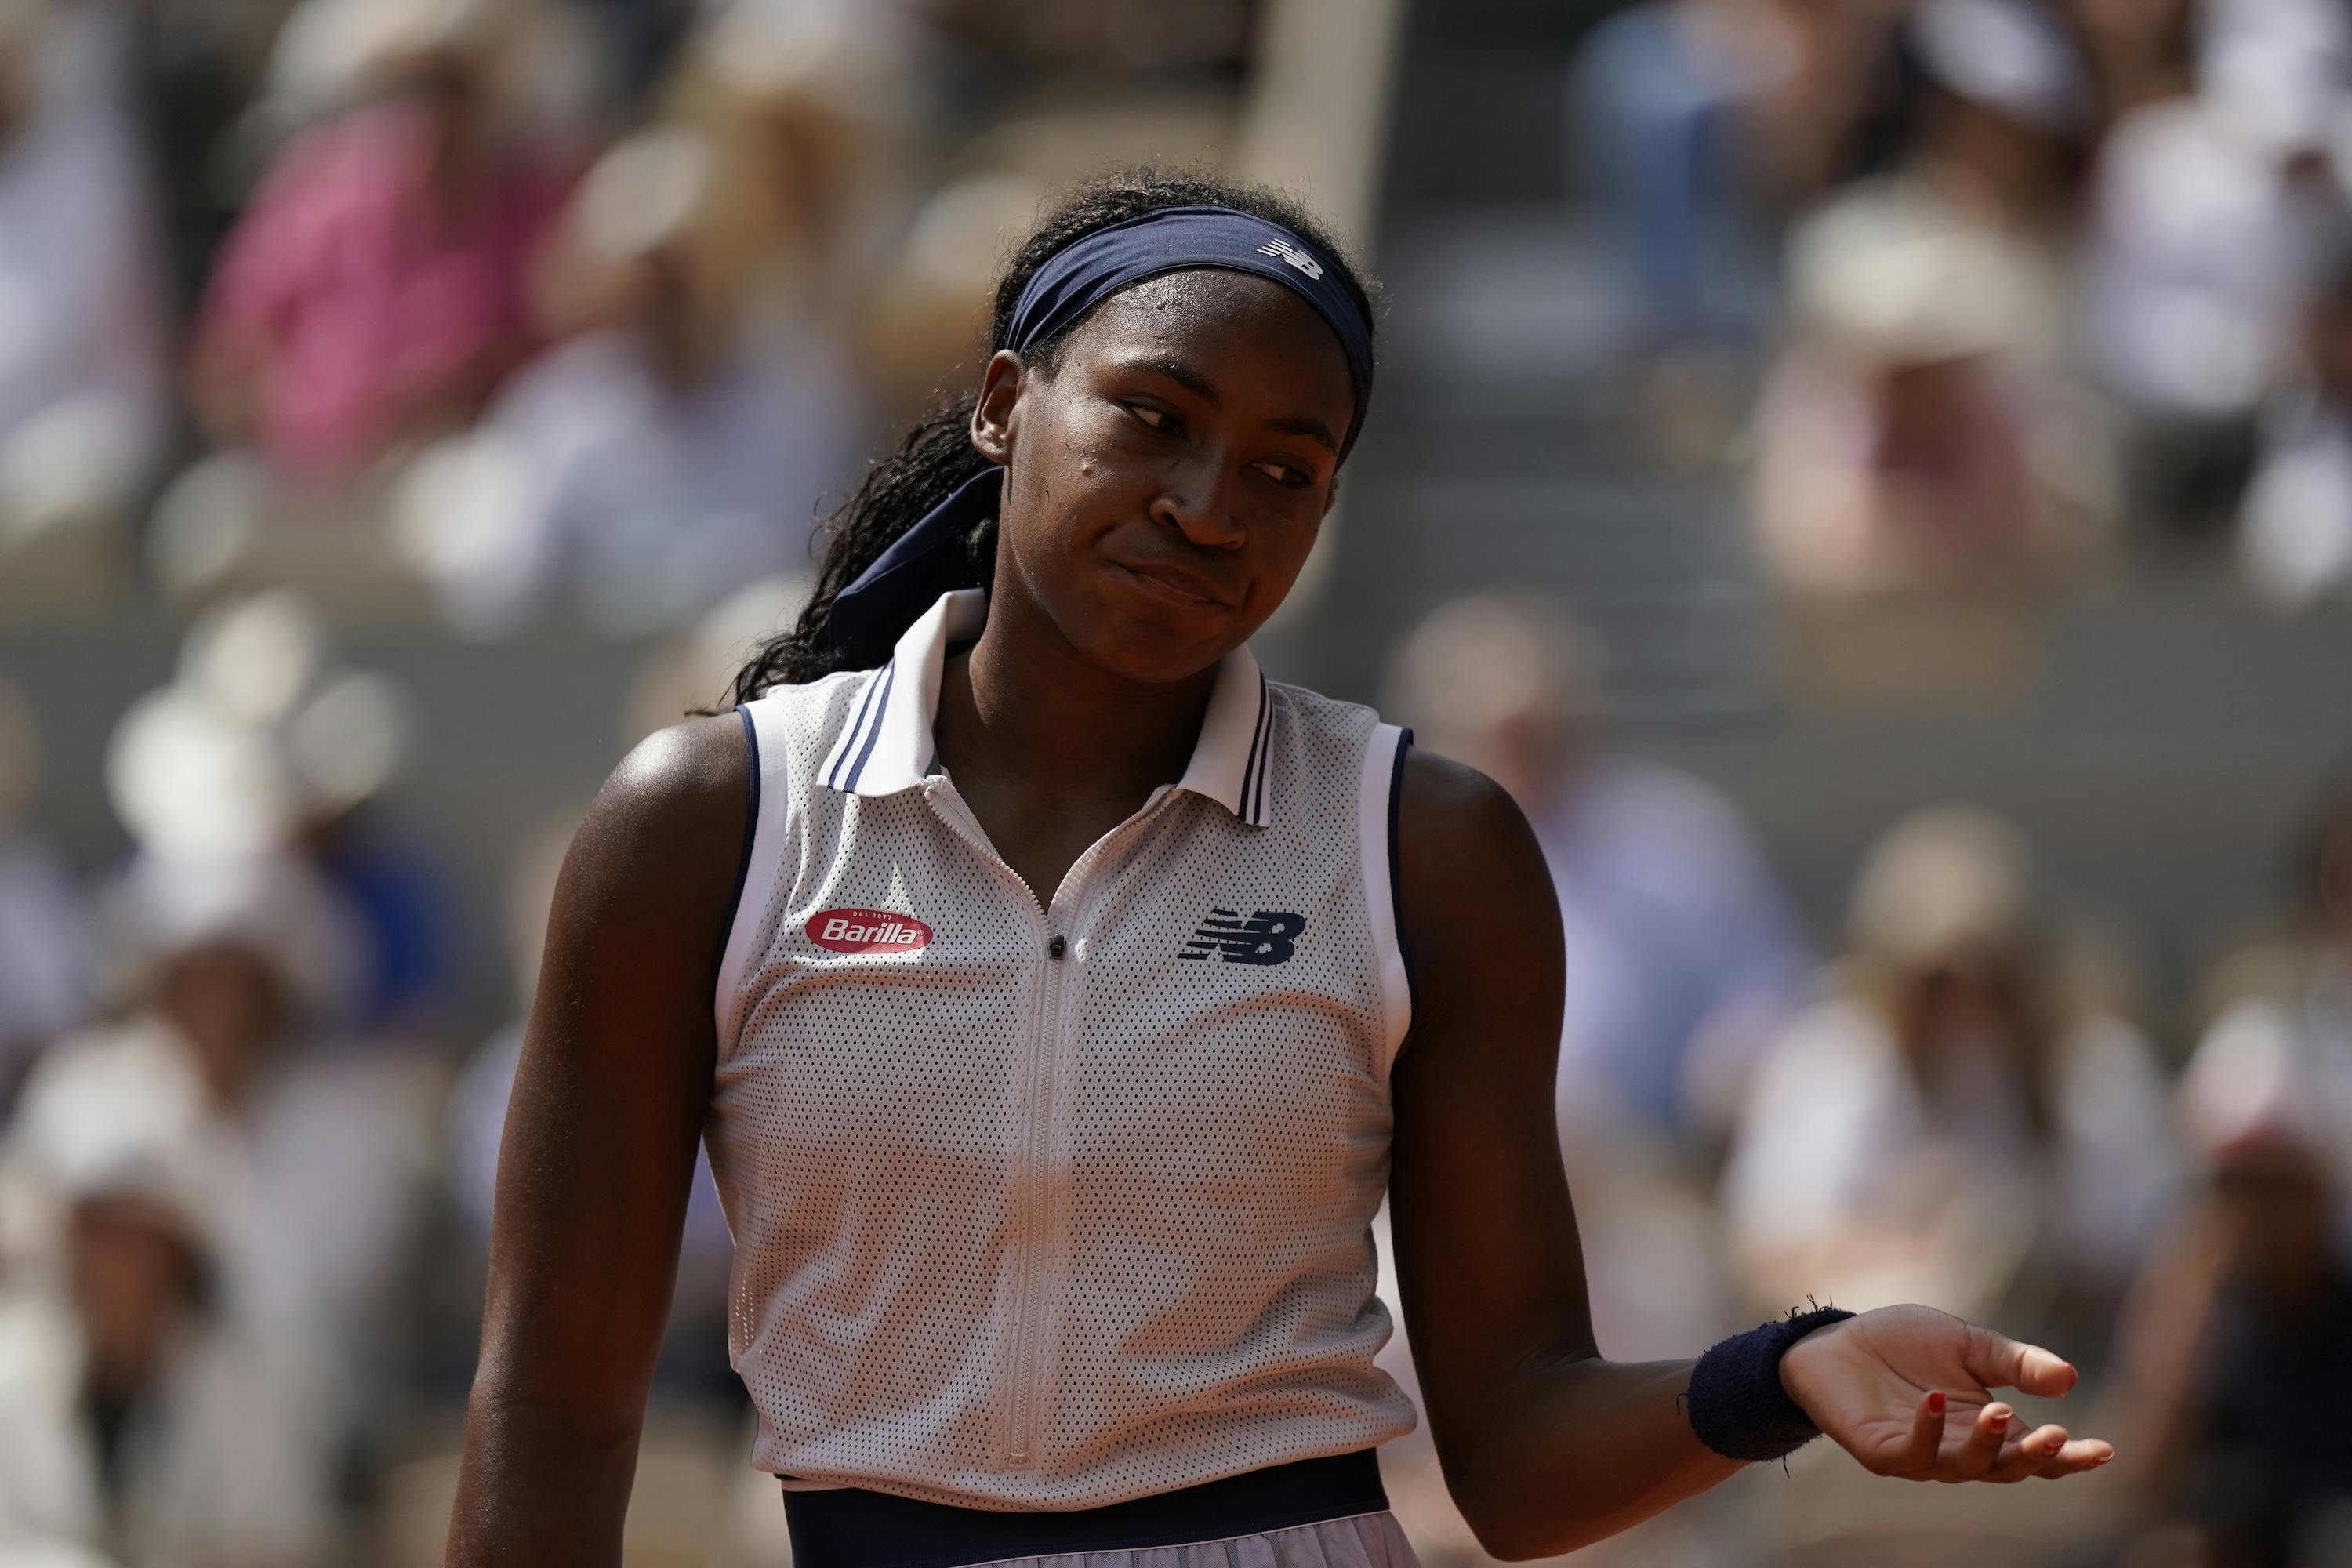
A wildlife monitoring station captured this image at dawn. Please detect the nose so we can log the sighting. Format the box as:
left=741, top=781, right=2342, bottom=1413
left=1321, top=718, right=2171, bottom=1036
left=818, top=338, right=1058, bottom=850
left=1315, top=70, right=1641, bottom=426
left=1149, top=449, right=1244, bottom=549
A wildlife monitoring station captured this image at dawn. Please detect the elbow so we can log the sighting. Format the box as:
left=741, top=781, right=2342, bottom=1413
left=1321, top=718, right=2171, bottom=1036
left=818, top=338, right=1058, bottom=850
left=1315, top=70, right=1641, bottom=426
left=1459, top=1506, right=1591, bottom=1563
left=1446, top=1461, right=1595, bottom=1563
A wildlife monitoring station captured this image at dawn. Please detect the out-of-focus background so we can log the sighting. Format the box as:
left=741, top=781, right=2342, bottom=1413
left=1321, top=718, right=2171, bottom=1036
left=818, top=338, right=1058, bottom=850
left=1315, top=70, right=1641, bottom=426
left=2, top=0, right=2350, bottom=1563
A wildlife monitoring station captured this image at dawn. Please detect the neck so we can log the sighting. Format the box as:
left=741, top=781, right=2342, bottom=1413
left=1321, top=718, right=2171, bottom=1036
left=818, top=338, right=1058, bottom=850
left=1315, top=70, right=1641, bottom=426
left=938, top=590, right=1218, bottom=811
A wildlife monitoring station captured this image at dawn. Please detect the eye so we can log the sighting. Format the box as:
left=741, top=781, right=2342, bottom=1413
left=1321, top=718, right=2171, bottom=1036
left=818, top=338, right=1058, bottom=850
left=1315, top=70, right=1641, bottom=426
left=1251, top=460, right=1312, bottom=488
left=1127, top=403, right=1181, bottom=436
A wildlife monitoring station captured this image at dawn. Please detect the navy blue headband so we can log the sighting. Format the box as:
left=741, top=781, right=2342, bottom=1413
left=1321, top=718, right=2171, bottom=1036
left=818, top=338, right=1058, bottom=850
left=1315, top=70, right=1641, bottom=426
left=1008, top=205, right=1375, bottom=393
left=825, top=205, right=1374, bottom=650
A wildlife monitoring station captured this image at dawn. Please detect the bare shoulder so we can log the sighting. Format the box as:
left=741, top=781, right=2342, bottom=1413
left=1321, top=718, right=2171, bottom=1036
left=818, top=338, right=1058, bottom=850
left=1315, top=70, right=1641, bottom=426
left=1394, top=748, right=1552, bottom=914
left=563, top=713, right=750, bottom=922
left=1392, top=747, right=1563, bottom=1051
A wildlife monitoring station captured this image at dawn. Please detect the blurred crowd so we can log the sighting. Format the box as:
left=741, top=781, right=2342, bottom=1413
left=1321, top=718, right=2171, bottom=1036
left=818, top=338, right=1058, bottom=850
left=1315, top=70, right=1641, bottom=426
left=0, top=0, right=2349, bottom=1565
left=1578, top=0, right=2352, bottom=612
left=0, top=0, right=1277, bottom=1563
left=1377, top=594, right=2352, bottom=1568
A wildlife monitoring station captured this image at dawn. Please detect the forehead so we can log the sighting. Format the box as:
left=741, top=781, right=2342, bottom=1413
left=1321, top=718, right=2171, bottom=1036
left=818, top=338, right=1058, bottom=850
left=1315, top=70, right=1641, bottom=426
left=1054, top=270, right=1357, bottom=407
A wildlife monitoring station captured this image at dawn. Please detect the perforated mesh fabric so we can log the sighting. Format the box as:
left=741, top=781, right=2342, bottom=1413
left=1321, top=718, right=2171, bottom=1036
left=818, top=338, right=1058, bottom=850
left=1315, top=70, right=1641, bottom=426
left=707, top=662, right=1417, bottom=1509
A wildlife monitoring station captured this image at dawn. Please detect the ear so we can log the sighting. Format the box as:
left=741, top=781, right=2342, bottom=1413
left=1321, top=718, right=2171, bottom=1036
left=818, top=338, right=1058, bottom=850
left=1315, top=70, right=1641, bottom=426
left=970, top=349, right=1028, bottom=466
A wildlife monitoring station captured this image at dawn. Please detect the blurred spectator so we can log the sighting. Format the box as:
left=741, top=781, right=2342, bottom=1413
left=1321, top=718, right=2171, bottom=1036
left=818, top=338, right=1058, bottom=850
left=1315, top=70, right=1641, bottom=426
left=0, top=1117, right=315, bottom=1568
left=110, top=591, right=448, bottom=1032
left=2181, top=779, right=2352, bottom=1250
left=1722, top=808, right=2173, bottom=1335
left=1755, top=183, right=2100, bottom=595
left=189, top=0, right=575, bottom=485
left=1568, top=0, right=1895, bottom=354
left=1385, top=596, right=1811, bottom=1151
left=1722, top=807, right=2177, bottom=1327
left=862, top=169, right=1050, bottom=426
left=397, top=125, right=866, bottom=638
left=666, top=0, right=913, bottom=330
left=1896, top=0, right=2090, bottom=252
left=1755, top=0, right=2113, bottom=598
left=0, top=681, right=90, bottom=1112
left=2103, top=1014, right=2352, bottom=1567
left=2241, top=238, right=2352, bottom=606
left=2081, top=0, right=2352, bottom=536
left=2, top=851, right=436, bottom=1564
left=0, top=0, right=174, bottom=586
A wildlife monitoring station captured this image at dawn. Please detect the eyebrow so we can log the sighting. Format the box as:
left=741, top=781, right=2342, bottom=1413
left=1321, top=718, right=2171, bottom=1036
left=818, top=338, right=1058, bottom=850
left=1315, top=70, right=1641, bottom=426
left=1118, top=353, right=1341, bottom=454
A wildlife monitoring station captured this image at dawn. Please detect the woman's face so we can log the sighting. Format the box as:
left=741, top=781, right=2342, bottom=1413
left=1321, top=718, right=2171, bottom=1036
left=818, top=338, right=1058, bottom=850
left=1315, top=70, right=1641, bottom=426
left=972, top=269, right=1358, bottom=682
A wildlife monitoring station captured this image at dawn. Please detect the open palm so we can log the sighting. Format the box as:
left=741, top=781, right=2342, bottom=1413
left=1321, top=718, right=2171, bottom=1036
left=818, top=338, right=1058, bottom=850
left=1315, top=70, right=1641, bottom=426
left=1777, top=1305, right=2114, bottom=1483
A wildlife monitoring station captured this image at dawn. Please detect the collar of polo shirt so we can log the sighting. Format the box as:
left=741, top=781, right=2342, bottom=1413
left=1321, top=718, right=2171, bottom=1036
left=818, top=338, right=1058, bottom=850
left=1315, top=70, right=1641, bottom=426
left=818, top=589, right=1276, bottom=828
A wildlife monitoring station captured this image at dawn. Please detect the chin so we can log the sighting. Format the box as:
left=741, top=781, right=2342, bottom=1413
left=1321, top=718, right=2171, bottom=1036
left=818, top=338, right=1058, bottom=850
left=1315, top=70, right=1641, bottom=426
left=1073, top=587, right=1243, bottom=684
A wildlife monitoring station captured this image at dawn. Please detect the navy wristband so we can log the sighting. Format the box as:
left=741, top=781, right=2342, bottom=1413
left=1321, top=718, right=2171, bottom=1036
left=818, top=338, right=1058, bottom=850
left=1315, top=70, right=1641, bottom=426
left=1684, top=1307, right=1856, bottom=1462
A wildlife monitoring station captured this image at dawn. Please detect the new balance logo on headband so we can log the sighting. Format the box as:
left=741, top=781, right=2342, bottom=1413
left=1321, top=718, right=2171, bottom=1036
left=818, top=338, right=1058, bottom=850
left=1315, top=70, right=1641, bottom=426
left=1257, top=238, right=1323, bottom=280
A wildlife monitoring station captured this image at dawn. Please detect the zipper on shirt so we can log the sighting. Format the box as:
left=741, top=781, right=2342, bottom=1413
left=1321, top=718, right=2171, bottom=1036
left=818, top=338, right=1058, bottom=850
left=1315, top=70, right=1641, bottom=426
left=1005, top=926, right=1066, bottom=1465
left=919, top=777, right=1180, bottom=1468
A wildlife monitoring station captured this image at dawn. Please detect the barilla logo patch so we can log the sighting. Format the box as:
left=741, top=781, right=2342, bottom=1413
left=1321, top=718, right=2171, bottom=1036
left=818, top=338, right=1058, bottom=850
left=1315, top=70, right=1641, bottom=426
left=806, top=908, right=934, bottom=955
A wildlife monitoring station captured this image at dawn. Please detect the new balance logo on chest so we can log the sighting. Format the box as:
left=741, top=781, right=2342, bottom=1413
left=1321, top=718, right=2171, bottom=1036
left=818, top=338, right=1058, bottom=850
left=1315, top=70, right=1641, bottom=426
left=1178, top=909, right=1306, bottom=965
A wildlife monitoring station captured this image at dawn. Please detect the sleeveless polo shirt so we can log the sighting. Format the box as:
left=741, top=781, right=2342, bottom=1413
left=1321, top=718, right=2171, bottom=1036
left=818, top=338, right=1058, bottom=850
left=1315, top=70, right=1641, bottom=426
left=710, top=588, right=1419, bottom=1509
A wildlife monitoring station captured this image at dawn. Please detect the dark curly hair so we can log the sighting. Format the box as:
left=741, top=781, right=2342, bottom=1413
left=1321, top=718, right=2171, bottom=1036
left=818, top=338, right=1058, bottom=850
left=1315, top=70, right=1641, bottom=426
left=727, top=169, right=1379, bottom=701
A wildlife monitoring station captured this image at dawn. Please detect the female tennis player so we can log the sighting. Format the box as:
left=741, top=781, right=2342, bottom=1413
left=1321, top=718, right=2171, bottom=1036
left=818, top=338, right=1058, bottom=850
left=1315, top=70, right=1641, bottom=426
left=445, top=171, right=2111, bottom=1567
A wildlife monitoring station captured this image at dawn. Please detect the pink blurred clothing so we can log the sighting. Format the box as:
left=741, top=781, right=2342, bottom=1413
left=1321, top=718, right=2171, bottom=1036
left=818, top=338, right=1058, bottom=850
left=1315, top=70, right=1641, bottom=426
left=198, top=101, right=570, bottom=481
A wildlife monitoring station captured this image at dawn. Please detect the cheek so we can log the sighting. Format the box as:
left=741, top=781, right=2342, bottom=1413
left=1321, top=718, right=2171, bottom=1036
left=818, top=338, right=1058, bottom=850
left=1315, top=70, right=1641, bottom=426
left=1015, top=408, right=1146, bottom=533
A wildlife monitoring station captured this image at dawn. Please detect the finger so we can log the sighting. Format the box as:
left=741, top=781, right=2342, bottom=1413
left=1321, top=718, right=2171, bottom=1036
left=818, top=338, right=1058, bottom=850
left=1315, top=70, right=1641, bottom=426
left=1893, top=1388, right=1946, bottom=1475
left=1965, top=1323, right=2080, bottom=1399
left=1989, top=1422, right=2069, bottom=1483
left=1947, top=1400, right=2012, bottom=1479
left=2031, top=1438, right=2115, bottom=1479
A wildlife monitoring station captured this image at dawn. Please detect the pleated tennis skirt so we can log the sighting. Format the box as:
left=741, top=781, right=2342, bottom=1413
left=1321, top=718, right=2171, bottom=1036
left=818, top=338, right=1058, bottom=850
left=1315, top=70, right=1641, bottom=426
left=961, top=1511, right=1421, bottom=1568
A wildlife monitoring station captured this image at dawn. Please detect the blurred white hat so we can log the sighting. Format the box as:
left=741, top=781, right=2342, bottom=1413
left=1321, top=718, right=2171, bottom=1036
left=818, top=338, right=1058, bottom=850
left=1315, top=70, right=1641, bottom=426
left=2198, top=0, right=2352, bottom=159
left=688, top=0, right=909, bottom=129
left=1788, top=187, right=2046, bottom=365
left=49, top=1119, right=229, bottom=1259
left=571, top=124, right=719, bottom=267
left=178, top=588, right=328, bottom=728
left=1848, top=804, right=2038, bottom=968
left=1911, top=0, right=2088, bottom=133
left=9, top=1025, right=235, bottom=1261
left=107, top=687, right=299, bottom=863
left=114, top=593, right=418, bottom=855
left=106, top=850, right=368, bottom=1023
left=269, top=0, right=517, bottom=111
left=284, top=668, right=419, bottom=820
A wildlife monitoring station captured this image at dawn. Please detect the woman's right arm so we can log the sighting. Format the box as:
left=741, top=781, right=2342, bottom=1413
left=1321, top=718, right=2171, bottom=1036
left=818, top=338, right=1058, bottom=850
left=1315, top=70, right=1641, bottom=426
left=445, top=715, right=749, bottom=1567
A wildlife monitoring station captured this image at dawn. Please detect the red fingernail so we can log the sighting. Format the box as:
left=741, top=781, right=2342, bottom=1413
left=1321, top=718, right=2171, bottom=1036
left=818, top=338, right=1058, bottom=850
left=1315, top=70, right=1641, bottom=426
left=1927, top=1392, right=1946, bottom=1414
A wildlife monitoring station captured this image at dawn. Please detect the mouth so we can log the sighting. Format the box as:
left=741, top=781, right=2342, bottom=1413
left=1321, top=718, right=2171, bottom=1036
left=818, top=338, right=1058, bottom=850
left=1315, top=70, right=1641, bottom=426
left=1109, top=558, right=1238, bottom=611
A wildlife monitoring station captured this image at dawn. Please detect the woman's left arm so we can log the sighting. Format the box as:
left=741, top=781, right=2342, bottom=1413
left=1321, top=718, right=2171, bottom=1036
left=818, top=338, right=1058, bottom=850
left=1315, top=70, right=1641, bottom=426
left=1385, top=751, right=2111, bottom=1561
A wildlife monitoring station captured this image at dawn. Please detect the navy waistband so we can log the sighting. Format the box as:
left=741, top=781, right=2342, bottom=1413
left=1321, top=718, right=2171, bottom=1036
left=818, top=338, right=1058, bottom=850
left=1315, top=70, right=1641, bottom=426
left=780, top=1450, right=1388, bottom=1568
